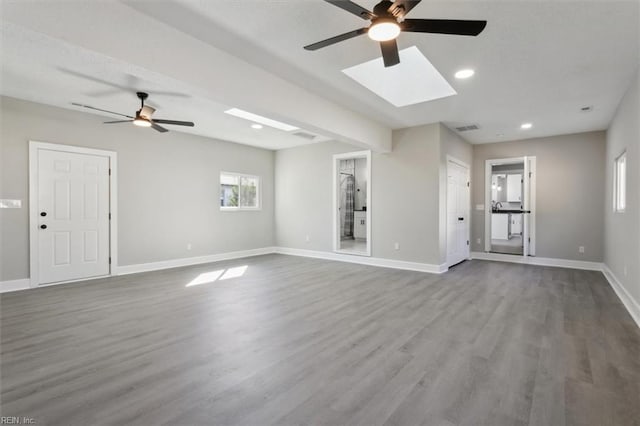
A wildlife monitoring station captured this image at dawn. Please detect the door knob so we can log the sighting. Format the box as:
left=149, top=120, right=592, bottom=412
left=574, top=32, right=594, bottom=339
left=458, top=217, right=464, bottom=221
left=40, top=212, right=47, bottom=217
left=40, top=224, right=47, bottom=229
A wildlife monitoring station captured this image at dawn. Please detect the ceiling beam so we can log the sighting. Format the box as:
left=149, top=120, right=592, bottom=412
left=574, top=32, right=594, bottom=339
left=3, top=1, right=392, bottom=152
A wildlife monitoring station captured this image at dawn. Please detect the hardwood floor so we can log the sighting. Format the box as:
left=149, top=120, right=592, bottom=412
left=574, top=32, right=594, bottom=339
left=1, top=255, right=639, bottom=425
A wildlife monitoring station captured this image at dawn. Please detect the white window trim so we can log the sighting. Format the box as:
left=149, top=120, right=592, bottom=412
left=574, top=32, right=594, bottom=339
left=613, top=151, right=626, bottom=213
left=220, top=171, right=262, bottom=211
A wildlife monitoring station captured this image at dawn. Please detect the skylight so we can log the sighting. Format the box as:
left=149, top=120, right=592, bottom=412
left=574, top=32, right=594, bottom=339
left=342, top=46, right=457, bottom=107
left=224, top=108, right=299, bottom=131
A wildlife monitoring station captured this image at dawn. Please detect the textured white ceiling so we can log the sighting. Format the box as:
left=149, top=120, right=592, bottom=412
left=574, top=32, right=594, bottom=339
left=2, top=0, right=639, bottom=148
left=127, top=0, right=640, bottom=143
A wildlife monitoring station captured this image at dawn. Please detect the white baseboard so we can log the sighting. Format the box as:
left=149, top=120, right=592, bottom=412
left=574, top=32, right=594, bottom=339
left=602, top=265, right=640, bottom=329
left=116, top=247, right=277, bottom=275
left=0, top=278, right=31, bottom=293
left=274, top=247, right=448, bottom=274
left=470, top=251, right=603, bottom=271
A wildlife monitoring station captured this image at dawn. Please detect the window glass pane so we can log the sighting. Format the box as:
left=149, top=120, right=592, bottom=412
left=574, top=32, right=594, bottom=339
left=239, top=176, right=259, bottom=208
left=619, top=155, right=626, bottom=210
left=220, top=174, right=239, bottom=207
left=614, top=153, right=626, bottom=212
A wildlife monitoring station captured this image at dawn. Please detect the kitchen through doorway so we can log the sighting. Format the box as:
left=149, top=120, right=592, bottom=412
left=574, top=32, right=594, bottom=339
left=484, top=157, right=536, bottom=257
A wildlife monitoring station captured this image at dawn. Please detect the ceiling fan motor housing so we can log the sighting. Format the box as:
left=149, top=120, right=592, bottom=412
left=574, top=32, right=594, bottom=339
left=373, top=1, right=398, bottom=20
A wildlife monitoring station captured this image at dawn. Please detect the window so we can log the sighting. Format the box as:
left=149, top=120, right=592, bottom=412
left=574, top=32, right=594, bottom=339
left=614, top=151, right=626, bottom=212
left=220, top=172, right=260, bottom=210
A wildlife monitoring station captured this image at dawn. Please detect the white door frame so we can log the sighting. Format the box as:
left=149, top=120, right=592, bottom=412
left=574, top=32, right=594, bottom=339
left=29, top=141, right=118, bottom=287
left=333, top=150, right=372, bottom=256
left=446, top=155, right=471, bottom=266
left=484, top=156, right=536, bottom=256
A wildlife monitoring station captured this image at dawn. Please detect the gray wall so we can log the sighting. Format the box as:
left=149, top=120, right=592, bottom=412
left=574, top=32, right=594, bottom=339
left=275, top=123, right=445, bottom=265
left=605, top=68, right=639, bottom=304
left=0, top=97, right=275, bottom=281
left=275, top=123, right=473, bottom=266
left=471, top=131, right=606, bottom=262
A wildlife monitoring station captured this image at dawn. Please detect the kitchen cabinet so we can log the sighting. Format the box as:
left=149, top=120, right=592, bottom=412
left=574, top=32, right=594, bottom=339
left=510, top=213, right=522, bottom=236
left=507, top=174, right=522, bottom=202
left=354, top=211, right=366, bottom=239
left=491, top=214, right=509, bottom=240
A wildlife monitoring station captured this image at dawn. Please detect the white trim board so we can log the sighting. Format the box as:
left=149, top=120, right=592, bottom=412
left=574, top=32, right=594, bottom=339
left=602, top=265, right=640, bottom=329
left=116, top=247, right=277, bottom=275
left=0, top=278, right=32, bottom=293
left=275, top=247, right=448, bottom=274
left=470, top=251, right=603, bottom=271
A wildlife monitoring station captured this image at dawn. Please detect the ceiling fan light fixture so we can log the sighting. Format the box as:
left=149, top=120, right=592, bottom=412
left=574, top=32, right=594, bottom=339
left=133, top=114, right=152, bottom=127
left=368, top=20, right=401, bottom=42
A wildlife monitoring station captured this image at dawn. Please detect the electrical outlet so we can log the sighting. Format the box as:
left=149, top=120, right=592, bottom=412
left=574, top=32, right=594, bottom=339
left=305, top=235, right=310, bottom=243
left=578, top=246, right=585, bottom=254
left=476, top=238, right=481, bottom=245
left=187, top=243, right=192, bottom=251
left=394, top=242, right=400, bottom=250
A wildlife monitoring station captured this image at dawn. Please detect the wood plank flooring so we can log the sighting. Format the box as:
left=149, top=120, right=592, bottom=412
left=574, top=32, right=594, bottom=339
left=1, top=255, right=639, bottom=425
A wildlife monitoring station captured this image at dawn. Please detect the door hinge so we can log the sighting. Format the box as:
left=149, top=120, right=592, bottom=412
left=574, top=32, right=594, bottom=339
left=528, top=237, right=531, bottom=242
left=467, top=240, right=470, bottom=246
left=529, top=172, right=532, bottom=178
left=108, top=213, right=111, bottom=220
left=109, top=257, right=112, bottom=264
left=108, top=169, right=111, bottom=176
left=467, top=181, right=470, bottom=187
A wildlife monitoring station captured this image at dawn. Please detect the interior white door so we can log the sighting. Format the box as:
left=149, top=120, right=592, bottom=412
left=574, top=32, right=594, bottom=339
left=37, top=149, right=110, bottom=284
left=447, top=160, right=470, bottom=267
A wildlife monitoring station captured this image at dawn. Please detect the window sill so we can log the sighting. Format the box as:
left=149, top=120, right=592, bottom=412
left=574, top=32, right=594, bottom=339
left=220, top=207, right=262, bottom=212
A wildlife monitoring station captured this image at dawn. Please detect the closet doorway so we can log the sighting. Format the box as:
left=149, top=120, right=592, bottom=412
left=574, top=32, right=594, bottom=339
left=333, top=150, right=371, bottom=256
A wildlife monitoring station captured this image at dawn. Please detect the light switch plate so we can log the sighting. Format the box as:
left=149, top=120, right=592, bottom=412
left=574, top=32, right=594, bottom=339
left=0, top=199, right=22, bottom=209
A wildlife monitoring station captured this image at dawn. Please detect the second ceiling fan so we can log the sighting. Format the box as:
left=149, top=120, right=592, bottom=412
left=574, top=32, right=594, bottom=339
left=304, top=0, right=487, bottom=67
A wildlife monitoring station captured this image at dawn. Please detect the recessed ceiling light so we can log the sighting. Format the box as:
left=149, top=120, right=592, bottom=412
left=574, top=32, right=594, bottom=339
left=455, top=69, right=475, bottom=79
left=520, top=123, right=532, bottom=130
left=224, top=108, right=299, bottom=132
left=251, top=123, right=263, bottom=129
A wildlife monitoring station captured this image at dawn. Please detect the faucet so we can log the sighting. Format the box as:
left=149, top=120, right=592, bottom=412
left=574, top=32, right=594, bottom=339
left=494, top=202, right=503, bottom=210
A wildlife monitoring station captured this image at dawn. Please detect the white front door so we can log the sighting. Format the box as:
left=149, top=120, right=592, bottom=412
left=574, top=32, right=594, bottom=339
left=447, top=160, right=470, bottom=267
left=37, top=148, right=111, bottom=285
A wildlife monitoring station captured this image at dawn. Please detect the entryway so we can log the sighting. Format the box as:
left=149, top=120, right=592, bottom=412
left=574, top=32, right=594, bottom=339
left=29, top=142, right=117, bottom=287
left=484, top=156, right=536, bottom=257
left=446, top=156, right=471, bottom=267
left=333, top=150, right=371, bottom=256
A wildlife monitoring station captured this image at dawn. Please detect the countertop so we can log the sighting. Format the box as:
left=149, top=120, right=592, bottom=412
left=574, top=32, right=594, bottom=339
left=492, top=209, right=531, bottom=214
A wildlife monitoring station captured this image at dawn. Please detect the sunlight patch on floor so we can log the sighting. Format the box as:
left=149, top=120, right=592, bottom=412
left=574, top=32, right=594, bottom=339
left=186, top=266, right=248, bottom=287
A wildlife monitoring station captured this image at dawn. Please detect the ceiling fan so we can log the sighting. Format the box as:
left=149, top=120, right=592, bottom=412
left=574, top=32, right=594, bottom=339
left=304, top=0, right=487, bottom=67
left=72, top=92, right=195, bottom=133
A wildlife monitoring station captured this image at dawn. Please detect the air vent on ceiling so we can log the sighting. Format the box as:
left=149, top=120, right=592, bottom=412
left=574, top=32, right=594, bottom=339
left=455, top=124, right=480, bottom=132
left=292, top=131, right=317, bottom=140
left=580, top=105, right=593, bottom=112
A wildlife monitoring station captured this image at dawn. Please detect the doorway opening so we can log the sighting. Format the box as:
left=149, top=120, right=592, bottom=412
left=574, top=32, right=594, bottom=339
left=333, top=150, right=371, bottom=256
left=484, top=156, right=536, bottom=257
left=29, top=141, right=117, bottom=287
